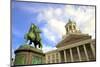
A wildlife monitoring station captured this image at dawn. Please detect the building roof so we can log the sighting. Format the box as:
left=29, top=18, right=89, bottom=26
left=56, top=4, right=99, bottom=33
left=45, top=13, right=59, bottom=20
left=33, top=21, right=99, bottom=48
left=45, top=49, right=57, bottom=54
left=56, top=33, right=91, bottom=48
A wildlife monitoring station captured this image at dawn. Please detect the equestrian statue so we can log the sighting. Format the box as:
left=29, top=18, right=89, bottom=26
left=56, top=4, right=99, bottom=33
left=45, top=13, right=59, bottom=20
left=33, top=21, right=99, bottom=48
left=24, top=23, right=42, bottom=49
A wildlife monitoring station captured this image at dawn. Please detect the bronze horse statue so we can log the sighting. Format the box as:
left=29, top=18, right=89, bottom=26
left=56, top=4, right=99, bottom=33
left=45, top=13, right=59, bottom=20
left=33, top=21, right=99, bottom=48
left=24, top=24, right=42, bottom=49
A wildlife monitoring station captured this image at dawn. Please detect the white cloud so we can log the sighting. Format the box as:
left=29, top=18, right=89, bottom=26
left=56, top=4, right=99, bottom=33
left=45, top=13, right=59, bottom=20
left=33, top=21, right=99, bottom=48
left=16, top=2, right=95, bottom=39
left=43, top=7, right=54, bottom=20
left=42, top=6, right=94, bottom=36
left=11, top=2, right=96, bottom=54
left=37, top=5, right=96, bottom=52
left=64, top=6, right=95, bottom=39
left=37, top=7, right=66, bottom=36
left=37, top=5, right=95, bottom=49
left=54, top=8, right=63, bottom=17
left=37, top=13, right=46, bottom=22
left=48, top=19, right=66, bottom=35
left=13, top=2, right=95, bottom=52
left=42, top=44, right=57, bottom=53
left=82, top=16, right=95, bottom=38
left=41, top=27, right=58, bottom=44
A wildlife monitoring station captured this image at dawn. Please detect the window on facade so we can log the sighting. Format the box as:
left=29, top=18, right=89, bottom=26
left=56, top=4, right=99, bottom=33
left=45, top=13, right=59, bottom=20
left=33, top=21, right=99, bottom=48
left=85, top=43, right=95, bottom=61
left=72, top=47, right=79, bottom=62
left=56, top=59, right=59, bottom=63
left=73, top=25, right=76, bottom=29
left=52, top=54, right=55, bottom=63
left=52, top=54, right=55, bottom=59
left=48, top=61, right=50, bottom=63
left=56, top=53, right=58, bottom=59
left=15, top=54, right=25, bottom=65
left=32, top=56, right=42, bottom=64
left=66, top=49, right=71, bottom=62
left=67, top=27, right=68, bottom=32
left=79, top=45, right=87, bottom=61
left=52, top=60, right=55, bottom=63
left=47, top=55, right=50, bottom=63
left=48, top=55, right=50, bottom=60
left=60, top=51, right=64, bottom=63
left=69, top=25, right=72, bottom=30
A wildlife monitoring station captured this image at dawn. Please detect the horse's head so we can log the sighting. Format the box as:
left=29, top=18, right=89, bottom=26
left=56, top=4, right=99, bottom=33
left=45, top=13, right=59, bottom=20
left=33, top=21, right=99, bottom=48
left=31, top=24, right=36, bottom=29
left=31, top=24, right=41, bottom=33
left=30, top=24, right=36, bottom=32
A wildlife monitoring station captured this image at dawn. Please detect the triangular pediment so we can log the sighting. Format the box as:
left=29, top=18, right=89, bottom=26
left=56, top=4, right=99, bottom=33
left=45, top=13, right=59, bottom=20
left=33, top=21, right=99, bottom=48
left=56, top=33, right=91, bottom=48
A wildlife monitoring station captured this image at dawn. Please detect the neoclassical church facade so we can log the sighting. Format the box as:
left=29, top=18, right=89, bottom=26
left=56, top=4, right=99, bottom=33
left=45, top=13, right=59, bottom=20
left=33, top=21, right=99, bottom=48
left=45, top=19, right=96, bottom=64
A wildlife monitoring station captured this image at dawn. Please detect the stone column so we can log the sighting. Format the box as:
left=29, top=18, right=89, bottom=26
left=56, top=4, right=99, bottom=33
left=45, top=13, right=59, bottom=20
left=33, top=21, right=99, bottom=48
left=28, top=52, right=32, bottom=64
left=45, top=55, right=48, bottom=64
left=77, top=47, right=82, bottom=61
left=90, top=43, right=95, bottom=57
left=50, top=54, right=52, bottom=63
left=83, top=45, right=89, bottom=61
left=64, top=50, right=67, bottom=62
left=58, top=52, right=61, bottom=63
left=55, top=53, right=57, bottom=63
left=70, top=48, right=73, bottom=62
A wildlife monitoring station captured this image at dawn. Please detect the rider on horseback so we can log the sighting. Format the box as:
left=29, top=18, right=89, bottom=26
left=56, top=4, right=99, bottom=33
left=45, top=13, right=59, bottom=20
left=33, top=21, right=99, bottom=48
left=24, top=23, right=43, bottom=49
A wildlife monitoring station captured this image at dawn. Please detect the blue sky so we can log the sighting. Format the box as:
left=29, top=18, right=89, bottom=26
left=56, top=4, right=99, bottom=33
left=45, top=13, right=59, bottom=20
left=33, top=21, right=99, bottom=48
left=12, top=1, right=95, bottom=58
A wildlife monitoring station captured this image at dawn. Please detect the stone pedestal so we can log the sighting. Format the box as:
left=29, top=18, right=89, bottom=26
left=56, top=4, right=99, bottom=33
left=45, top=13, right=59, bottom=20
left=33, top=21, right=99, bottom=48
left=14, top=44, right=44, bottom=66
